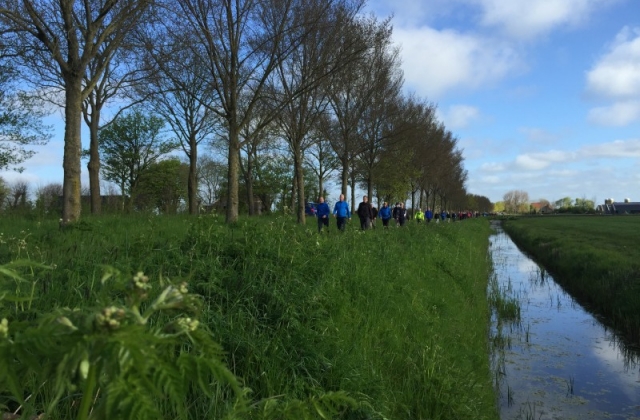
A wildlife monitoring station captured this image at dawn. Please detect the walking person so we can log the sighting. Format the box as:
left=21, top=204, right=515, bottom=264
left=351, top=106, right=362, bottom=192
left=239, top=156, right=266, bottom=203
left=425, top=207, right=433, bottom=223
left=333, top=193, right=351, bottom=231
left=379, top=201, right=392, bottom=228
left=316, top=196, right=330, bottom=233
left=356, top=195, right=373, bottom=230
left=392, top=202, right=401, bottom=226
left=397, top=202, right=407, bottom=226
left=415, top=208, right=425, bottom=224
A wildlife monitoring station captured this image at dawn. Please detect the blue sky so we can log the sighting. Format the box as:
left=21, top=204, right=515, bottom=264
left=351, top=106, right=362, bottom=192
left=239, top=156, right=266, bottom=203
left=2, top=0, right=640, bottom=206
left=365, top=0, right=640, bottom=205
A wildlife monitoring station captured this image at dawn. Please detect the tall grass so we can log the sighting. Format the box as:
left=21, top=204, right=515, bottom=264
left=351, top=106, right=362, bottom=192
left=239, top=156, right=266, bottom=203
left=503, top=215, right=640, bottom=346
left=1, top=214, right=497, bottom=419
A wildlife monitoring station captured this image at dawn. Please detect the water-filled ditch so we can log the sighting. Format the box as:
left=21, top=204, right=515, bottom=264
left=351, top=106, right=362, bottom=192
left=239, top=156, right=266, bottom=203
left=489, top=222, right=640, bottom=419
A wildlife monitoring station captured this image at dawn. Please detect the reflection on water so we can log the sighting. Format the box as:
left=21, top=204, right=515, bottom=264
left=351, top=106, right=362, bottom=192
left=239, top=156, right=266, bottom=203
left=489, top=223, right=640, bottom=420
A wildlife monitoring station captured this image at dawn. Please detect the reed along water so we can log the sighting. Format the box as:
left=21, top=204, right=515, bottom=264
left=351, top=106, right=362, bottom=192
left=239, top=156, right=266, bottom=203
left=489, top=223, right=640, bottom=420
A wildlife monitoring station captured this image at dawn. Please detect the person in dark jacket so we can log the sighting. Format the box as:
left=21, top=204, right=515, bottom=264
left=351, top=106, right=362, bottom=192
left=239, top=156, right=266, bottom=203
left=371, top=205, right=378, bottom=229
left=392, top=202, right=400, bottom=226
left=332, top=193, right=351, bottom=231
left=356, top=195, right=373, bottom=230
left=315, top=196, right=330, bottom=233
left=378, top=202, right=392, bottom=227
left=397, top=202, right=407, bottom=226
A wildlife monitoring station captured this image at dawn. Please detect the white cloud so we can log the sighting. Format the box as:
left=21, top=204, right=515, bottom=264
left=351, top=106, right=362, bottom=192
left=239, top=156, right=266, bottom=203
left=588, top=100, right=640, bottom=126
left=480, top=162, right=506, bottom=172
left=472, top=0, right=616, bottom=39
left=514, top=154, right=552, bottom=170
left=519, top=127, right=562, bottom=143
left=586, top=26, right=640, bottom=100
left=394, top=26, right=523, bottom=98
left=438, top=105, right=481, bottom=129
left=483, top=138, right=640, bottom=175
left=581, top=138, right=640, bottom=157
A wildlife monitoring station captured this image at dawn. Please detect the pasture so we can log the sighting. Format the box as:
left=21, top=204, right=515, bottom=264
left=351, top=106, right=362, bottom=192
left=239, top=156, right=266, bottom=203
left=503, top=215, right=640, bottom=347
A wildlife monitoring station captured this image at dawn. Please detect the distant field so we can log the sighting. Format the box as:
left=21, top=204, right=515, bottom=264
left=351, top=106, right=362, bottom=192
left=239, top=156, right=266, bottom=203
left=503, top=215, right=640, bottom=346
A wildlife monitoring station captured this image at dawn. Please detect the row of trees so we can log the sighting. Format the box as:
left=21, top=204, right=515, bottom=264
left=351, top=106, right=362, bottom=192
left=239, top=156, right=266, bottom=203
left=499, top=190, right=596, bottom=214
left=1, top=0, right=491, bottom=224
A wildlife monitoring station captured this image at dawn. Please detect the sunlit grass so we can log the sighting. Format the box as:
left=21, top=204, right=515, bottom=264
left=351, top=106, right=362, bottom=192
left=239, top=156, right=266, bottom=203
left=1, top=214, right=498, bottom=419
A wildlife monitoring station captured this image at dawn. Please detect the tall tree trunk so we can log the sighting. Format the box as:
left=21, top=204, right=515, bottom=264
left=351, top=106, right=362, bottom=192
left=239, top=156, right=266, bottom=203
left=226, top=124, right=240, bottom=223
left=246, top=149, right=255, bottom=216
left=188, top=134, right=198, bottom=214
left=87, top=102, right=101, bottom=215
left=350, top=170, right=356, bottom=212
left=294, top=143, right=305, bottom=224
left=290, top=174, right=296, bottom=212
left=62, top=76, right=83, bottom=224
left=341, top=158, right=348, bottom=196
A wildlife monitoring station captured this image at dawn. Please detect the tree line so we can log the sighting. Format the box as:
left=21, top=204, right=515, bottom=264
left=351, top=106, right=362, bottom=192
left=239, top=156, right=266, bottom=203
left=1, top=0, right=492, bottom=223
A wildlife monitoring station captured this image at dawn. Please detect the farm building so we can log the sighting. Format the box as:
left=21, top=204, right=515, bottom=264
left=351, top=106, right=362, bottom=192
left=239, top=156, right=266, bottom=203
left=596, top=198, right=640, bottom=214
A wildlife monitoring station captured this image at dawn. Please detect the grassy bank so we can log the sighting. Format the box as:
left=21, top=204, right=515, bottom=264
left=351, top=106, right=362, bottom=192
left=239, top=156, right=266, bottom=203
left=1, top=215, right=497, bottom=419
left=503, top=215, right=640, bottom=346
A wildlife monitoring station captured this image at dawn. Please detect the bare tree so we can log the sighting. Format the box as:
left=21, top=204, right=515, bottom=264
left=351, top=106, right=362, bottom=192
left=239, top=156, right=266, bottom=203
left=0, top=0, right=154, bottom=223
left=304, top=132, right=339, bottom=200
left=198, top=154, right=226, bottom=207
left=503, top=190, right=530, bottom=213
left=273, top=0, right=364, bottom=223
left=165, top=0, right=296, bottom=223
left=324, top=16, right=393, bottom=200
left=137, top=16, right=222, bottom=215
left=83, top=46, right=149, bottom=215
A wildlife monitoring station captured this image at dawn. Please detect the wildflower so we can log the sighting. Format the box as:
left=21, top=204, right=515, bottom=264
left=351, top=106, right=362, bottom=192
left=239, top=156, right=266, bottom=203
left=176, top=317, right=199, bottom=332
left=95, top=306, right=126, bottom=330
left=131, top=271, right=152, bottom=300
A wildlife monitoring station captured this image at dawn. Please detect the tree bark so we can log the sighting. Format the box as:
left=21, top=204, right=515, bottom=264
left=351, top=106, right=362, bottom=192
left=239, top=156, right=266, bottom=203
left=294, top=143, right=305, bottom=224
left=188, top=134, right=198, bottom=214
left=226, top=125, right=240, bottom=223
left=87, top=97, right=101, bottom=215
left=62, top=76, right=83, bottom=224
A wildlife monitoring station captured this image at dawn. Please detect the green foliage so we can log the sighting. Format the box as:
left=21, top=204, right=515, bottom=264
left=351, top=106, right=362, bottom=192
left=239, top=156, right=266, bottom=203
left=97, top=109, right=178, bottom=211
left=135, top=159, right=188, bottom=213
left=0, top=64, right=51, bottom=172
left=0, top=265, right=243, bottom=419
left=504, top=216, right=640, bottom=346
left=0, top=215, right=498, bottom=419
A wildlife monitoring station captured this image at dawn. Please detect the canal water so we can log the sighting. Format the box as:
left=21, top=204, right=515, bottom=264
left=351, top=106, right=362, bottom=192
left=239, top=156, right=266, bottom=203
left=489, top=223, right=640, bottom=420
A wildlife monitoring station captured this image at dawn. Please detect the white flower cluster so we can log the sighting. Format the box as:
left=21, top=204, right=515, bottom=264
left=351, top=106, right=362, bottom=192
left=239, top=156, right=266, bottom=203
left=96, top=306, right=126, bottom=330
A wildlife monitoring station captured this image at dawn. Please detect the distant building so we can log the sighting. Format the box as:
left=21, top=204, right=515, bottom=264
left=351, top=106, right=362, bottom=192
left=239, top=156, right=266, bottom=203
left=597, top=199, right=640, bottom=214
left=540, top=205, right=554, bottom=214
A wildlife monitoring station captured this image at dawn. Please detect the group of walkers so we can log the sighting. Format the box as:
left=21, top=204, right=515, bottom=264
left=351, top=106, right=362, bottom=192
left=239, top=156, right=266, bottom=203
left=315, top=194, right=477, bottom=233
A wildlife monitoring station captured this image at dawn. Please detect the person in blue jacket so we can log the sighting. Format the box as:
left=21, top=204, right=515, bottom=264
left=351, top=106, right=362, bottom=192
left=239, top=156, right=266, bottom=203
left=425, top=208, right=433, bottom=223
left=378, top=201, right=392, bottom=227
left=332, top=193, right=351, bottom=231
left=315, top=196, right=331, bottom=233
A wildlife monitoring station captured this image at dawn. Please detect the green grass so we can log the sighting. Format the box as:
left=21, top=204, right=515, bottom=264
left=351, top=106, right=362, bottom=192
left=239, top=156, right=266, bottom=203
left=1, top=214, right=498, bottom=419
left=503, top=215, right=640, bottom=345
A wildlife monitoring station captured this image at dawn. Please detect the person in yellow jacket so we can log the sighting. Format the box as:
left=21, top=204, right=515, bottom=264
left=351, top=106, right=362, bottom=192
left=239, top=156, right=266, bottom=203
left=415, top=208, right=425, bottom=224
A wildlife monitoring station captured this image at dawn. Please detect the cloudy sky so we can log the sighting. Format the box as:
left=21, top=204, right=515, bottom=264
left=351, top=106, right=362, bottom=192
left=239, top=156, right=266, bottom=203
left=365, top=0, right=640, bottom=205
left=2, top=0, right=640, bottom=206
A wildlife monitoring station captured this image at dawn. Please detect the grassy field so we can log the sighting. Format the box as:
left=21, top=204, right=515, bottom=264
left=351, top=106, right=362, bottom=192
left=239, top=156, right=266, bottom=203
left=503, top=215, right=640, bottom=347
left=0, top=215, right=498, bottom=419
